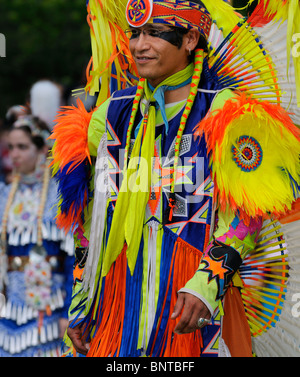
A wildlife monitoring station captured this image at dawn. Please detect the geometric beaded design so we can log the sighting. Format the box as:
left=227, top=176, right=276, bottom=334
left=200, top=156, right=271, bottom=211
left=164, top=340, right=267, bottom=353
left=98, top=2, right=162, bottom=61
left=232, top=135, right=263, bottom=172
left=126, top=0, right=153, bottom=27
left=126, top=0, right=212, bottom=39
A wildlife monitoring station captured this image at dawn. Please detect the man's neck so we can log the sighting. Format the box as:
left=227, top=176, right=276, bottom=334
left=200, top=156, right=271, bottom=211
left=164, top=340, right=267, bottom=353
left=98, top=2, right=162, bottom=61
left=164, top=83, right=190, bottom=104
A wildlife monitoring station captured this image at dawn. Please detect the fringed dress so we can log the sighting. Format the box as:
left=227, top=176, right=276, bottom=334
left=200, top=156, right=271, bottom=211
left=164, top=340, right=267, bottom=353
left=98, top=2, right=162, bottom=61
left=0, top=172, right=74, bottom=357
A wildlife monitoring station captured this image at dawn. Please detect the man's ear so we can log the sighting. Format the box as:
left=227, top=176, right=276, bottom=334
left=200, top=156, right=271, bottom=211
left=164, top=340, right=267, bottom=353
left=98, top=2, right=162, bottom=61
left=184, top=29, right=200, bottom=53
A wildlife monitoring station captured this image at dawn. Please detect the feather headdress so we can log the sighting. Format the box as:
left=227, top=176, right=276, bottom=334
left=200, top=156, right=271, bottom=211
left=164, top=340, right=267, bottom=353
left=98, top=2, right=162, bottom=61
left=84, top=0, right=244, bottom=105
left=85, top=0, right=138, bottom=105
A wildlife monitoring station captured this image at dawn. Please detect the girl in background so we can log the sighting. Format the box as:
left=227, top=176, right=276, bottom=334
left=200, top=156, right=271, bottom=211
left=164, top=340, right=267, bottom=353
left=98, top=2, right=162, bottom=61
left=0, top=116, right=74, bottom=357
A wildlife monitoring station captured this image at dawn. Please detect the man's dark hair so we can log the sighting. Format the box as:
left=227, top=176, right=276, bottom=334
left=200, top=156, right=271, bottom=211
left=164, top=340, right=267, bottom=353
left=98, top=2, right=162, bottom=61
left=169, top=0, right=209, bottom=60
left=171, top=26, right=208, bottom=51
left=169, top=26, right=208, bottom=64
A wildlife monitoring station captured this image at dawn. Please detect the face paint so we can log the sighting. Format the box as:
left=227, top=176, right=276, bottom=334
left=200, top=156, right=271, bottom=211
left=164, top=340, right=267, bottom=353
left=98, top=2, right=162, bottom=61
left=129, top=24, right=192, bottom=87
left=155, top=28, right=186, bottom=47
left=125, top=27, right=187, bottom=48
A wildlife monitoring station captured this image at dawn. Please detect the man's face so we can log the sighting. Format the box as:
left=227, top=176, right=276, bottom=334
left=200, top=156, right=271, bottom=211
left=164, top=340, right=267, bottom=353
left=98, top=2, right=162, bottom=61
left=129, top=23, right=190, bottom=87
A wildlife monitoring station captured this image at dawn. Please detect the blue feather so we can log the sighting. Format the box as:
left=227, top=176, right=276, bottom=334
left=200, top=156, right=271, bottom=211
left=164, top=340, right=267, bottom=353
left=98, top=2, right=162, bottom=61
left=54, top=159, right=91, bottom=227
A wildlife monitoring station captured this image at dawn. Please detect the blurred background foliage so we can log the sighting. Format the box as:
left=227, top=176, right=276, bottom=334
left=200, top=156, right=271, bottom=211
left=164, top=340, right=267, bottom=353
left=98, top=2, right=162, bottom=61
left=0, top=0, right=255, bottom=118
left=232, top=0, right=258, bottom=16
left=0, top=0, right=91, bottom=117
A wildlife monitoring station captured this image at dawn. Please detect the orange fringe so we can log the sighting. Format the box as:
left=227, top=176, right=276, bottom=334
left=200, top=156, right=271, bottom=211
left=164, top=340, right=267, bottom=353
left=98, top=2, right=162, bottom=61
left=86, top=238, right=204, bottom=357
left=87, top=245, right=127, bottom=357
left=150, top=238, right=203, bottom=357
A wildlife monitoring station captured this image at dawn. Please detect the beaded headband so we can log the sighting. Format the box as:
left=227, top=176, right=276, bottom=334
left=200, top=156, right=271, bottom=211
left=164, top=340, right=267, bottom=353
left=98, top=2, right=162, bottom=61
left=126, top=0, right=212, bottom=40
left=13, top=116, right=52, bottom=147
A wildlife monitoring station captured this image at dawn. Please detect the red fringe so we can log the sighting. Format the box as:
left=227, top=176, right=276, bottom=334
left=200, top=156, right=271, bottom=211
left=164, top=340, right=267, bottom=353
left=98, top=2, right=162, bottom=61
left=247, top=1, right=274, bottom=27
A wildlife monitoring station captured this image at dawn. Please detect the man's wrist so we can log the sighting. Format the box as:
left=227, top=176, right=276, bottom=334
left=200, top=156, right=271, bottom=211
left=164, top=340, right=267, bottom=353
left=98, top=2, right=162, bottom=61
left=178, top=287, right=214, bottom=317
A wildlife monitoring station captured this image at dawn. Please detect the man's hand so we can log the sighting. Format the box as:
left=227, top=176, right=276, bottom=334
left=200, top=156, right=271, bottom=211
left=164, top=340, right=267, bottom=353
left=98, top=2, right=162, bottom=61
left=171, top=292, right=211, bottom=334
left=59, top=318, right=69, bottom=339
left=66, top=322, right=90, bottom=356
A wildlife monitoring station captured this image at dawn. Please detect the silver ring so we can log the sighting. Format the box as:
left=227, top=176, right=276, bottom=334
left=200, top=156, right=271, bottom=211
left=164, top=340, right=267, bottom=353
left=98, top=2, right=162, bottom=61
left=197, top=317, right=210, bottom=328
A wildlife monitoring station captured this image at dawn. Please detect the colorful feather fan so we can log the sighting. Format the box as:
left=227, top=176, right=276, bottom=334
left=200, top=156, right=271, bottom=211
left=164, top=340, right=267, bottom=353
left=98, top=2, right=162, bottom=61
left=239, top=218, right=289, bottom=339
left=241, top=205, right=300, bottom=356
left=206, top=19, right=282, bottom=106
left=249, top=18, right=300, bottom=125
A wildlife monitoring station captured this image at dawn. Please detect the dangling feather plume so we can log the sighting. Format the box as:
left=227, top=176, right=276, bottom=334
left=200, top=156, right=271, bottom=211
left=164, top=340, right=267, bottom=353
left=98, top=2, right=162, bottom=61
left=85, top=0, right=138, bottom=105
left=49, top=99, right=95, bottom=232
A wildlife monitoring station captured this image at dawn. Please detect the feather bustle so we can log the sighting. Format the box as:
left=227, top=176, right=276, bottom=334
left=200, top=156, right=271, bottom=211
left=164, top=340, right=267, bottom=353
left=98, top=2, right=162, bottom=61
left=49, top=99, right=95, bottom=232
left=194, top=93, right=300, bottom=223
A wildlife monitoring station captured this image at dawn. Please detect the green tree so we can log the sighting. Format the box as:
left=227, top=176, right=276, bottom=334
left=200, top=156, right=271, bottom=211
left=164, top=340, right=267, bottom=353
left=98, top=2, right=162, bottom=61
left=0, top=0, right=92, bottom=117
left=232, top=0, right=258, bottom=17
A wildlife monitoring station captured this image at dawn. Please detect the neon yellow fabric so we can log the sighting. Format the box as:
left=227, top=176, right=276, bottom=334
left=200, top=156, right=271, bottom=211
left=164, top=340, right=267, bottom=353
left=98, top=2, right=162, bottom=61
left=210, top=89, right=236, bottom=111
left=88, top=98, right=110, bottom=157
left=103, top=104, right=155, bottom=275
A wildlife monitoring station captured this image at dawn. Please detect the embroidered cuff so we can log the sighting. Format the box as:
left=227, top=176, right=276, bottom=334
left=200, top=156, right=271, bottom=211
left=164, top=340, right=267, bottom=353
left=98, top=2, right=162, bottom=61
left=182, top=239, right=243, bottom=313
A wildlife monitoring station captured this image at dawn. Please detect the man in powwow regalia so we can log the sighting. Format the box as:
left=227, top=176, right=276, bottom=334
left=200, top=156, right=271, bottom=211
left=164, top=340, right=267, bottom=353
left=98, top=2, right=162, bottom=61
left=51, top=0, right=300, bottom=357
